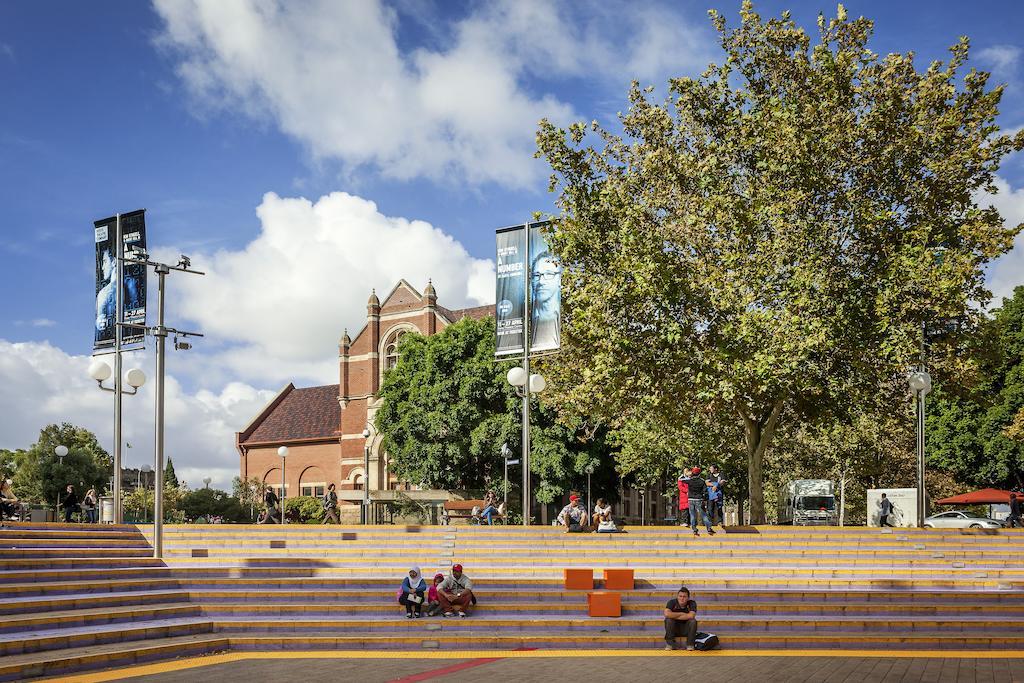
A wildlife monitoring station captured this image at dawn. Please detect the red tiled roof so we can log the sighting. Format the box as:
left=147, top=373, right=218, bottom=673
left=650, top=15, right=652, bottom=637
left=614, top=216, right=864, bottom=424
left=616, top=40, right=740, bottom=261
left=242, top=384, right=340, bottom=444
left=443, top=304, right=494, bottom=322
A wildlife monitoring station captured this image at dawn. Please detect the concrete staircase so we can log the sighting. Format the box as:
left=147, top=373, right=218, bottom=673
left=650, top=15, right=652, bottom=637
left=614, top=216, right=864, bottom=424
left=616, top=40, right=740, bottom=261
left=2, top=522, right=1024, bottom=679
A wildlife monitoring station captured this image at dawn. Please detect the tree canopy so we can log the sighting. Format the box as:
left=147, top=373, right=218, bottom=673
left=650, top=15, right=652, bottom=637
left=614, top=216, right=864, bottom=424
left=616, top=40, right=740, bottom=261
left=375, top=316, right=616, bottom=507
left=536, top=2, right=1024, bottom=521
left=5, top=423, right=112, bottom=507
left=928, top=286, right=1024, bottom=487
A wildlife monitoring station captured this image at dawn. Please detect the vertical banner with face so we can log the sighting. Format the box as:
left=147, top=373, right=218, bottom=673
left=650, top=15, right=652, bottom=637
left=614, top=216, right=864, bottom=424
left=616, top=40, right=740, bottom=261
left=93, top=209, right=147, bottom=352
left=528, top=222, right=561, bottom=353
left=495, top=225, right=526, bottom=356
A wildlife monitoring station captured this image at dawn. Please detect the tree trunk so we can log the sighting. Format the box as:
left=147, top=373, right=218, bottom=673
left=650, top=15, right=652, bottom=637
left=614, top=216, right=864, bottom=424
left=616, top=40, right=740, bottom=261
left=736, top=398, right=785, bottom=525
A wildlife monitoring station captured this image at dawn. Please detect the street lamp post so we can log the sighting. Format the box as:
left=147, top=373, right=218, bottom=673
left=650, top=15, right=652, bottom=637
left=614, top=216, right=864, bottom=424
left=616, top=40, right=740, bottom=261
left=54, top=446, right=68, bottom=520
left=277, top=446, right=288, bottom=525
left=501, top=443, right=513, bottom=510
left=361, top=427, right=371, bottom=525
left=908, top=367, right=932, bottom=527
left=585, top=463, right=595, bottom=520
left=88, top=360, right=146, bottom=524
left=506, top=367, right=546, bottom=526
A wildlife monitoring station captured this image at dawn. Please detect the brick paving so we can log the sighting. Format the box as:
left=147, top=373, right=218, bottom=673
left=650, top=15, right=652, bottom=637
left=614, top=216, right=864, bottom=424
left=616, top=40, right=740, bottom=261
left=119, top=655, right=1024, bottom=683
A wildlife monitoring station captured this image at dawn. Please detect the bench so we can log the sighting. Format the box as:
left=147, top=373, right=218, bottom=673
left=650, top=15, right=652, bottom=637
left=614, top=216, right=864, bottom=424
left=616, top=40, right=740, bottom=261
left=442, top=500, right=506, bottom=525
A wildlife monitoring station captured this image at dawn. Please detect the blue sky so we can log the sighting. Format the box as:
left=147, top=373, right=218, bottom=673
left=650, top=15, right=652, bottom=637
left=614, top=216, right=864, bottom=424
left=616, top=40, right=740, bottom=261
left=1, top=0, right=1023, bottom=488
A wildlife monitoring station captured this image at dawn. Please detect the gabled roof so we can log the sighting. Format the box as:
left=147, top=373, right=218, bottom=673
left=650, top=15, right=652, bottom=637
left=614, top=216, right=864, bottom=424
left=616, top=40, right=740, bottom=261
left=440, top=304, right=494, bottom=322
left=379, top=279, right=421, bottom=307
left=239, top=383, right=340, bottom=445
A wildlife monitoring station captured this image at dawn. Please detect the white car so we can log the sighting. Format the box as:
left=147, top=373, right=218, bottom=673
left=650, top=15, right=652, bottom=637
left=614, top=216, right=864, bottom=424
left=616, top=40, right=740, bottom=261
left=923, top=510, right=1004, bottom=529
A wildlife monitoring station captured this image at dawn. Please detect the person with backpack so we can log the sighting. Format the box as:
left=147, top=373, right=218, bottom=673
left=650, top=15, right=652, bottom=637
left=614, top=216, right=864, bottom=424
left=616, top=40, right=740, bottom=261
left=322, top=483, right=339, bottom=524
left=706, top=465, right=724, bottom=526
left=879, top=493, right=894, bottom=527
left=663, top=585, right=699, bottom=650
left=60, top=484, right=80, bottom=523
left=260, top=487, right=280, bottom=524
left=685, top=468, right=714, bottom=536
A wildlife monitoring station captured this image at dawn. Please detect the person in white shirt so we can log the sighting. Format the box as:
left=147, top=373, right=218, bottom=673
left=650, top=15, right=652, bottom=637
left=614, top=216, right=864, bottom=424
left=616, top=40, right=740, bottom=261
left=557, top=495, right=589, bottom=533
left=592, top=498, right=617, bottom=532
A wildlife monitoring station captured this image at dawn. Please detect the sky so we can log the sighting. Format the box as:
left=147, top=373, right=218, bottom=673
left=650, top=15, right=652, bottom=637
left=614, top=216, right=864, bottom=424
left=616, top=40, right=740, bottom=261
left=1, top=0, right=1023, bottom=490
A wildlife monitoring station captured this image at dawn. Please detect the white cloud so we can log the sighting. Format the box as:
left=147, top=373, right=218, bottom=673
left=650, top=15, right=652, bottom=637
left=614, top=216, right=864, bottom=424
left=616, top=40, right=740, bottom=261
left=980, top=176, right=1024, bottom=305
left=156, top=190, right=494, bottom=387
left=152, top=0, right=709, bottom=187
left=0, top=340, right=275, bottom=490
left=13, top=319, right=56, bottom=328
left=978, top=45, right=1021, bottom=79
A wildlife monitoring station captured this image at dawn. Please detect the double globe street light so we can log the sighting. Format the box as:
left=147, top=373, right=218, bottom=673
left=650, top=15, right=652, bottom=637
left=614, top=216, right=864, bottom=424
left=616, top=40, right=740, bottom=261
left=506, top=366, right=546, bottom=526
left=88, top=359, right=146, bottom=525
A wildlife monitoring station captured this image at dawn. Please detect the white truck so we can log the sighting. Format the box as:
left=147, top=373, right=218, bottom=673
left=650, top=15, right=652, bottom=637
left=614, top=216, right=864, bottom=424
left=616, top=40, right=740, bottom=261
left=778, top=480, right=838, bottom=526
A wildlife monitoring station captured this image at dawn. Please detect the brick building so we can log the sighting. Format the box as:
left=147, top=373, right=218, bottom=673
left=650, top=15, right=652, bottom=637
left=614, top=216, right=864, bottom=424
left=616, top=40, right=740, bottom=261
left=236, top=280, right=491, bottom=518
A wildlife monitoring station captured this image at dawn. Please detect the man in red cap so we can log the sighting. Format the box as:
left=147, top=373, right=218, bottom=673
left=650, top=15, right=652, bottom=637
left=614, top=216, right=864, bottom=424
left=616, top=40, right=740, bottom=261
left=557, top=494, right=590, bottom=533
left=439, top=564, right=475, bottom=617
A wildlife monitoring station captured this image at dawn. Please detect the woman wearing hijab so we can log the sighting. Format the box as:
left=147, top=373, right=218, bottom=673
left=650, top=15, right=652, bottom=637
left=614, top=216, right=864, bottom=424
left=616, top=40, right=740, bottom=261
left=399, top=566, right=427, bottom=618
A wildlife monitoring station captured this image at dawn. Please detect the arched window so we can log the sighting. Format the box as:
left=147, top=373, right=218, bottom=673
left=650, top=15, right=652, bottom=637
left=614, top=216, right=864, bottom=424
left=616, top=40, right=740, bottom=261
left=353, top=474, right=364, bottom=491
left=385, top=343, right=399, bottom=370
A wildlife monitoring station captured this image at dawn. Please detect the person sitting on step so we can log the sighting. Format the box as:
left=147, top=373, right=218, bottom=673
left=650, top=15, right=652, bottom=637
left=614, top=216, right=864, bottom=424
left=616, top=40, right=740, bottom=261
left=439, top=564, right=476, bottom=617
left=557, top=494, right=589, bottom=533
left=663, top=585, right=699, bottom=651
left=426, top=573, right=444, bottom=616
left=592, top=498, right=618, bottom=533
left=399, top=566, right=427, bottom=618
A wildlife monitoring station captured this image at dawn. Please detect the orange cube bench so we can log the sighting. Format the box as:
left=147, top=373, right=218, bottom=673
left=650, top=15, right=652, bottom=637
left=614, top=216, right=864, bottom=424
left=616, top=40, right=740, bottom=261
left=587, top=591, right=621, bottom=617
left=564, top=568, right=594, bottom=590
left=603, top=568, right=635, bottom=590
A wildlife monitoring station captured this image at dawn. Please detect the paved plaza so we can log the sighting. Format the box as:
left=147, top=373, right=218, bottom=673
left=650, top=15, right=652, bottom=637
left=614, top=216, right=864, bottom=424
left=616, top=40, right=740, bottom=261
left=50, top=652, right=1024, bottom=683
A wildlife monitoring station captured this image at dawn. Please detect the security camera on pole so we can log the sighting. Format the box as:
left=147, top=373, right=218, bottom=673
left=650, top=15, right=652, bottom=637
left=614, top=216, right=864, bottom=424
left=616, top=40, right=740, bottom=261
left=119, top=249, right=205, bottom=557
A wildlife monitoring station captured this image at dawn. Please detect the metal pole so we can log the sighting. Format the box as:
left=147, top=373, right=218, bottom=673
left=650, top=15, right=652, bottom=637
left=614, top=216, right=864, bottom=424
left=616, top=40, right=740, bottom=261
left=281, top=456, right=287, bottom=525
left=152, top=265, right=168, bottom=558
left=113, top=214, right=123, bottom=524
left=587, top=471, right=591, bottom=520
left=521, top=222, right=531, bottom=526
left=504, top=457, right=508, bottom=510
left=917, top=320, right=926, bottom=528
left=362, top=442, right=369, bottom=525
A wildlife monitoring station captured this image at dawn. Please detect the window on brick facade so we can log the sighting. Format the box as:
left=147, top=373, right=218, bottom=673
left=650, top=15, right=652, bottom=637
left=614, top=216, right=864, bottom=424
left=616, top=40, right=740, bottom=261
left=383, top=330, right=407, bottom=371
left=353, top=474, right=364, bottom=491
left=301, top=484, right=326, bottom=498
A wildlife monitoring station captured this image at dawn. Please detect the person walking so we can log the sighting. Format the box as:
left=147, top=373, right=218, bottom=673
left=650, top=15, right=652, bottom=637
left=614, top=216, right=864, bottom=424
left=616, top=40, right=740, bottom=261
left=260, top=487, right=280, bottom=524
left=438, top=564, right=476, bottom=617
left=706, top=466, right=724, bottom=526
left=685, top=468, right=714, bottom=536
left=322, top=483, right=340, bottom=524
left=398, top=566, right=427, bottom=618
left=879, top=493, right=894, bottom=527
left=61, top=484, right=79, bottom=523
left=82, top=488, right=98, bottom=523
left=663, top=585, right=700, bottom=650
left=1008, top=493, right=1021, bottom=529
left=677, top=472, right=690, bottom=528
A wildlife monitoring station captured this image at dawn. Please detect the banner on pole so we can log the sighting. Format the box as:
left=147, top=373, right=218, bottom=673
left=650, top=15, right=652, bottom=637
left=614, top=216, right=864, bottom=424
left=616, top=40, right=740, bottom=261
left=494, top=221, right=561, bottom=356
left=495, top=225, right=526, bottom=356
left=93, top=209, right=147, bottom=352
left=528, top=222, right=561, bottom=353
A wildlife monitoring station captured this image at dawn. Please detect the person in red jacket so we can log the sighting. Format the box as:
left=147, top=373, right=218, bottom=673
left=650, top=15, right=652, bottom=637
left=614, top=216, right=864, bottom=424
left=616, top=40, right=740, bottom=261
left=677, top=471, right=690, bottom=527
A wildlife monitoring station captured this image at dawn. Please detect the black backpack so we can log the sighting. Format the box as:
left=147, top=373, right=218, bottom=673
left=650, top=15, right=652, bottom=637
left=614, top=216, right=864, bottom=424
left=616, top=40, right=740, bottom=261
left=694, top=632, right=719, bottom=651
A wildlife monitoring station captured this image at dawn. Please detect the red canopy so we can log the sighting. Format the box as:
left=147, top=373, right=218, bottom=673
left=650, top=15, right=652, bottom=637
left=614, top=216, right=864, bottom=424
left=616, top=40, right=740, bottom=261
left=935, top=488, right=1019, bottom=505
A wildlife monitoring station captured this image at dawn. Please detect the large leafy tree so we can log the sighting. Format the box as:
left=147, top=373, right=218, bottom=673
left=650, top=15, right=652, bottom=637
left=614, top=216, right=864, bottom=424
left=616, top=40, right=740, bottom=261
left=375, top=316, right=615, bottom=506
left=8, top=424, right=112, bottom=508
left=536, top=3, right=1023, bottom=522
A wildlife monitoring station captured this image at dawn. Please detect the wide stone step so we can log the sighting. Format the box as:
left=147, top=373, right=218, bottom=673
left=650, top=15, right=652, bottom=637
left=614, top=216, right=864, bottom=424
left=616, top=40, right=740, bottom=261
left=0, top=578, right=180, bottom=599
left=0, top=603, right=201, bottom=633
left=0, top=589, right=190, bottom=615
left=0, top=618, right=212, bottom=656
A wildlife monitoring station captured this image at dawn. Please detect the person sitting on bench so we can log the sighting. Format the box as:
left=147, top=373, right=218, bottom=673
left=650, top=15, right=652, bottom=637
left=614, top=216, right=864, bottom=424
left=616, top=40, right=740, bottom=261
left=664, top=585, right=699, bottom=650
